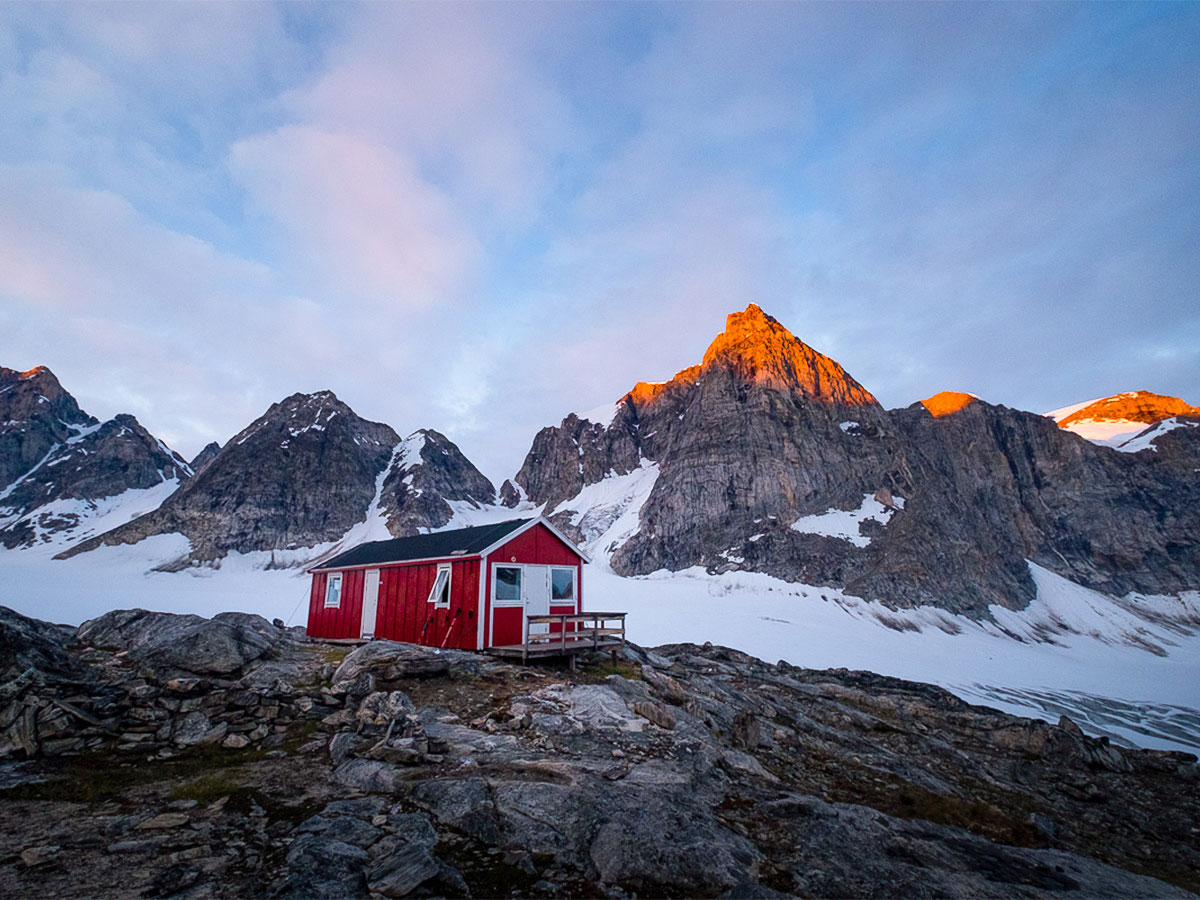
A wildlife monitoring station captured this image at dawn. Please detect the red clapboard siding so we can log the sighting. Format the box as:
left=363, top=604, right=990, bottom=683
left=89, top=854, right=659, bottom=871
left=306, top=569, right=366, bottom=640
left=363, top=558, right=481, bottom=650
left=492, top=607, right=524, bottom=646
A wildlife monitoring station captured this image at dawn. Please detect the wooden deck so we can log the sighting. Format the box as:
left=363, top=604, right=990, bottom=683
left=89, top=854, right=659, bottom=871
left=485, top=612, right=627, bottom=666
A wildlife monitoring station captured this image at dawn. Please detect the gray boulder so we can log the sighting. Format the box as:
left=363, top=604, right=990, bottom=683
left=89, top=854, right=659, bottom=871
left=365, top=843, right=440, bottom=898
left=75, top=608, right=282, bottom=675
left=0, top=606, right=88, bottom=683
left=333, top=640, right=479, bottom=684
left=275, top=834, right=369, bottom=899
left=331, top=759, right=400, bottom=794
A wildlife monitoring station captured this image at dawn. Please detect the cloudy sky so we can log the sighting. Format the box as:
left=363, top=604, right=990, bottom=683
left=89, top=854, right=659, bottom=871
left=1, top=3, right=1197, bottom=482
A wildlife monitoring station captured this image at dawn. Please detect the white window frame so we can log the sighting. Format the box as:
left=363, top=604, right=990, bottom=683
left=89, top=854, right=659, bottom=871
left=324, top=573, right=343, bottom=608
left=549, top=566, right=577, bottom=606
left=427, top=564, right=452, bottom=608
left=493, top=564, right=524, bottom=607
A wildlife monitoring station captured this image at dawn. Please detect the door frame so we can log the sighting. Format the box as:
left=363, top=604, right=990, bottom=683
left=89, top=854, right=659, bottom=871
left=360, top=568, right=381, bottom=639
left=523, top=565, right=551, bottom=639
left=489, top=563, right=553, bottom=645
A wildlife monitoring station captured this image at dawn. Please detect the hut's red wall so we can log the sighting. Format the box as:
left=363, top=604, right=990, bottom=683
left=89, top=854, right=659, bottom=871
left=306, top=569, right=366, bottom=640
left=374, top=558, right=479, bottom=650
left=483, top=523, right=584, bottom=648
left=310, top=522, right=584, bottom=649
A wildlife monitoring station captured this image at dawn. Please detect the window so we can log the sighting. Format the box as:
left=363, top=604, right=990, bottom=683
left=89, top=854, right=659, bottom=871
left=324, top=574, right=342, bottom=608
left=551, top=567, right=576, bottom=603
left=427, top=564, right=451, bottom=608
left=495, top=566, right=521, bottom=604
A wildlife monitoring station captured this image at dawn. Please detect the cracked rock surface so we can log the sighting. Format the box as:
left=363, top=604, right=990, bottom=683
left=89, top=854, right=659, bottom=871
left=1, top=607, right=1197, bottom=898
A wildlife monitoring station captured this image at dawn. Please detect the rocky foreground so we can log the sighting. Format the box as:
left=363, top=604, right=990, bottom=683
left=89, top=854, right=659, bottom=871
left=0, top=606, right=1197, bottom=899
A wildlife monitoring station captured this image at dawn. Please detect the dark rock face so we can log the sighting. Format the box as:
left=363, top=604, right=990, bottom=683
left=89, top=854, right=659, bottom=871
left=514, top=305, right=1200, bottom=617
left=854, top=400, right=1200, bottom=610
left=0, top=366, right=191, bottom=549
left=61, top=391, right=397, bottom=563
left=0, top=607, right=84, bottom=683
left=0, top=367, right=94, bottom=488
left=377, top=429, right=495, bottom=537
left=188, top=441, right=221, bottom=475
left=498, top=478, right=522, bottom=508
left=0, top=608, right=1196, bottom=898
left=61, top=396, right=495, bottom=566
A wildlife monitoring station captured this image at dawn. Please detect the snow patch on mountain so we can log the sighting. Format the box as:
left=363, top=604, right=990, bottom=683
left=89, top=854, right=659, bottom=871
left=551, top=459, right=659, bottom=565
left=577, top=400, right=623, bottom=429
left=0, top=443, right=61, bottom=502
left=1117, top=417, right=1197, bottom=453
left=1058, top=418, right=1150, bottom=448
left=1046, top=397, right=1109, bottom=422
left=0, top=478, right=184, bottom=554
left=397, top=432, right=427, bottom=471
left=984, top=562, right=1200, bottom=653
left=789, top=493, right=896, bottom=547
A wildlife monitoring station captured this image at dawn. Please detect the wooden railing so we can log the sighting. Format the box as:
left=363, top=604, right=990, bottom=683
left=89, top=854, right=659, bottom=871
left=522, top=612, right=627, bottom=664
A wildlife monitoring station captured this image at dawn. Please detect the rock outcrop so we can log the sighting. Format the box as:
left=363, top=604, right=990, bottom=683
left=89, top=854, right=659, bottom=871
left=0, top=366, right=191, bottom=549
left=513, top=305, right=1200, bottom=617
left=75, top=609, right=283, bottom=676
left=188, top=441, right=221, bottom=475
left=0, top=605, right=1196, bottom=898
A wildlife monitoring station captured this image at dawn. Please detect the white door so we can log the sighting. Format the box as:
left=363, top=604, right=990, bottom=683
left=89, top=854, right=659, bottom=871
left=524, top=565, right=550, bottom=637
left=361, top=569, right=380, bottom=639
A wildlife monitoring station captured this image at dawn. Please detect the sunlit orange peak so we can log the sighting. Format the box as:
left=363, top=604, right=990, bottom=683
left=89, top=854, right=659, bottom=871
left=922, top=391, right=978, bottom=417
left=20, top=366, right=49, bottom=379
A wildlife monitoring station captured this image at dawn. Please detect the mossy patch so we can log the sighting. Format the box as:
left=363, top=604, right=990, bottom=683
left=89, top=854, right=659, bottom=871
left=0, top=739, right=269, bottom=804
left=574, top=660, right=644, bottom=683
left=321, top=646, right=348, bottom=666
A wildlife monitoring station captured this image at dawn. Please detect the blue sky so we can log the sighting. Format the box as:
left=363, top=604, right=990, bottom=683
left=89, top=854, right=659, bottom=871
left=1, top=3, right=1197, bottom=481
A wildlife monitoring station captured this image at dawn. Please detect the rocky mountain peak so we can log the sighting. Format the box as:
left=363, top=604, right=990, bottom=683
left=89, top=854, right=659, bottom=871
left=696, top=303, right=878, bottom=405
left=921, top=391, right=979, bottom=418
left=0, top=366, right=191, bottom=549
left=1056, top=391, right=1199, bottom=427
left=60, top=390, right=401, bottom=564
left=375, top=428, right=496, bottom=536
left=0, top=364, right=94, bottom=433
left=189, top=441, right=221, bottom=474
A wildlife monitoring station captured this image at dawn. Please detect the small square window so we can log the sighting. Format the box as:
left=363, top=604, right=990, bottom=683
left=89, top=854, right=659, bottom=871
left=324, top=574, right=342, bottom=608
left=495, top=566, right=521, bottom=603
left=551, top=568, right=575, bottom=601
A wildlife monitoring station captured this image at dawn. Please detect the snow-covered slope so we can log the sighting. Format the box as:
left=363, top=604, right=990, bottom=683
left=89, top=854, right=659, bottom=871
left=1, top=479, right=184, bottom=556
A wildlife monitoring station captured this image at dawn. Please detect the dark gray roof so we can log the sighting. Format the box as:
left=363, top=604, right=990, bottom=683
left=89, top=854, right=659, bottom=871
left=313, top=518, right=532, bottom=571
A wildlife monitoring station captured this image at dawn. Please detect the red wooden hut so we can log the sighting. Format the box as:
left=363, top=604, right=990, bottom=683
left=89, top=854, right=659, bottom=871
left=305, top=517, right=590, bottom=651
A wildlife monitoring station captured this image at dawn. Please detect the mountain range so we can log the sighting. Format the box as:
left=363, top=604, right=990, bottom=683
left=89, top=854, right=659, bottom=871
left=3, top=305, right=1198, bottom=623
